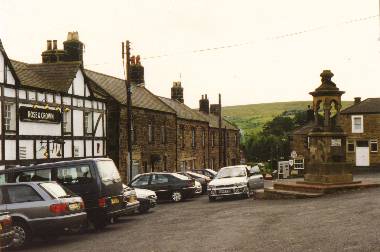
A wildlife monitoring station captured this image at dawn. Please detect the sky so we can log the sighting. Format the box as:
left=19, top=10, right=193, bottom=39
left=0, top=0, right=379, bottom=108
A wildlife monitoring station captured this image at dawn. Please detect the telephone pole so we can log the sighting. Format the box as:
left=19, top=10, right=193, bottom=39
left=122, top=40, right=133, bottom=182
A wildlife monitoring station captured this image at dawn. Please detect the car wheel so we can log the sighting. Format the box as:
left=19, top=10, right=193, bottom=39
left=171, top=191, right=183, bottom=202
left=138, top=204, right=150, bottom=214
left=12, top=220, right=32, bottom=249
left=209, top=196, right=216, bottom=202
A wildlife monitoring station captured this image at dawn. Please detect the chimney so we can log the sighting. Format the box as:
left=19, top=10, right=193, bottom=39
left=199, top=94, right=209, bottom=114
left=210, top=104, right=221, bottom=116
left=63, top=31, right=84, bottom=65
left=52, top=40, right=57, bottom=50
left=354, top=97, right=361, bottom=105
left=47, top=40, right=52, bottom=50
left=171, top=81, right=184, bottom=103
left=130, top=55, right=145, bottom=86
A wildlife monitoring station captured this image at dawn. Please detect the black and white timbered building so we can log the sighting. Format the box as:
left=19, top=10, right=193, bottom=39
left=0, top=33, right=108, bottom=170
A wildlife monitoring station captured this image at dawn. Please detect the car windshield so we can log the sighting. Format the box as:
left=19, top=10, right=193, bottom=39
left=96, top=161, right=121, bottom=183
left=215, top=167, right=246, bottom=179
left=40, top=182, right=73, bottom=199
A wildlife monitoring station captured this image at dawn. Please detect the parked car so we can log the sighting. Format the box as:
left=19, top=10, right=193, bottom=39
left=0, top=212, right=14, bottom=249
left=178, top=171, right=211, bottom=194
left=0, top=158, right=128, bottom=229
left=129, top=173, right=196, bottom=202
left=207, top=165, right=264, bottom=201
left=0, top=182, right=86, bottom=248
left=126, top=185, right=158, bottom=213
left=194, top=181, right=202, bottom=196
left=193, top=169, right=217, bottom=179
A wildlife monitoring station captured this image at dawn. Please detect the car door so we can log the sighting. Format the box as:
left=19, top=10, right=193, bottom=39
left=0, top=187, right=6, bottom=212
left=4, top=184, right=51, bottom=220
left=149, top=174, right=171, bottom=199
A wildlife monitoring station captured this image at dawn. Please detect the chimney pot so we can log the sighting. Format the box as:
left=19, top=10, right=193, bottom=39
left=354, top=97, right=361, bottom=104
left=47, top=40, right=52, bottom=50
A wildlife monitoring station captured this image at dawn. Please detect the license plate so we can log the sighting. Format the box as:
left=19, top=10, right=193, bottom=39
left=68, top=203, right=80, bottom=211
left=111, top=198, right=120, bottom=204
left=219, top=189, right=231, bottom=194
left=128, top=196, right=137, bottom=203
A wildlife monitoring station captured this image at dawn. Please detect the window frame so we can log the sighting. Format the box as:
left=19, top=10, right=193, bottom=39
left=370, top=139, right=378, bottom=153
left=351, top=115, right=364, bottom=133
left=347, top=140, right=355, bottom=153
left=4, top=102, right=16, bottom=132
left=84, top=111, right=93, bottom=135
left=191, top=128, right=196, bottom=148
left=63, top=109, right=72, bottom=134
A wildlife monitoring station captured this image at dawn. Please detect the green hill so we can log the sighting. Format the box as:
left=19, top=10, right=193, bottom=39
left=222, top=101, right=353, bottom=136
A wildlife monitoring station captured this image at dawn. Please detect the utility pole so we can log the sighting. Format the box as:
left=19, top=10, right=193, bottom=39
left=218, top=93, right=222, bottom=168
left=122, top=40, right=133, bottom=182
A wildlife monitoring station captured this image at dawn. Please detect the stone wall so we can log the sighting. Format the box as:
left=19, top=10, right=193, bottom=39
left=177, top=119, right=209, bottom=171
left=341, top=113, right=380, bottom=167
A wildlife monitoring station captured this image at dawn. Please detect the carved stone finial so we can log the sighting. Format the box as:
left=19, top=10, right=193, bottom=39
left=320, top=70, right=336, bottom=87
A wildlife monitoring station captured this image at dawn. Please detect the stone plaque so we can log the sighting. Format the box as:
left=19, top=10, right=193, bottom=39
left=331, top=139, right=342, bottom=147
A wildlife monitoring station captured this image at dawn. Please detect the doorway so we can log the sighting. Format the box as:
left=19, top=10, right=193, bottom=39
left=356, top=140, right=369, bottom=167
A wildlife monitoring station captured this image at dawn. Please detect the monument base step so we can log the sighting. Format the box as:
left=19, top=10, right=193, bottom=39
left=264, top=188, right=323, bottom=199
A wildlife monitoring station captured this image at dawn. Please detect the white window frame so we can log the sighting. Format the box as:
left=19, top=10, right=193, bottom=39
left=63, top=110, right=72, bottom=134
left=84, top=111, right=93, bottom=134
left=347, top=140, right=355, bottom=153
left=4, top=102, right=15, bottom=131
left=370, top=139, right=378, bottom=153
left=351, top=115, right=364, bottom=133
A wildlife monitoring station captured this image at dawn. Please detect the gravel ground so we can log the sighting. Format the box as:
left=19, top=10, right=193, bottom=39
left=21, top=181, right=380, bottom=252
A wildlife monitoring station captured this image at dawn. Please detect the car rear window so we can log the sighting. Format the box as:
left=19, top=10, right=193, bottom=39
left=39, top=182, right=72, bottom=199
left=57, top=165, right=93, bottom=185
left=171, top=173, right=189, bottom=180
left=96, top=161, right=121, bottom=182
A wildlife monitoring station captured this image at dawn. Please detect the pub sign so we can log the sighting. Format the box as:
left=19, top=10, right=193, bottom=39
left=19, top=106, right=61, bottom=124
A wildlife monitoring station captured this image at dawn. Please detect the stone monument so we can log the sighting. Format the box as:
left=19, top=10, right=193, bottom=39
left=304, top=70, right=353, bottom=184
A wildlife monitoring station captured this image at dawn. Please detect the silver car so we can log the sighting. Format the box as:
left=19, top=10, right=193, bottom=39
left=0, top=182, right=87, bottom=248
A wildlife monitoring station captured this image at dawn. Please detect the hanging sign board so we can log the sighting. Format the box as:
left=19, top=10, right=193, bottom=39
left=19, top=106, right=61, bottom=124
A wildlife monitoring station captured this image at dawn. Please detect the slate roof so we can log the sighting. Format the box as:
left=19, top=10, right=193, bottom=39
left=195, top=110, right=239, bottom=130
left=292, top=122, right=314, bottom=135
left=84, top=69, right=175, bottom=114
left=10, top=60, right=81, bottom=92
left=158, top=97, right=208, bottom=122
left=341, top=98, right=380, bottom=114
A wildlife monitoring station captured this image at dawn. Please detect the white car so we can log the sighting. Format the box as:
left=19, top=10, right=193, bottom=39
left=207, top=165, right=263, bottom=201
left=194, top=181, right=202, bottom=196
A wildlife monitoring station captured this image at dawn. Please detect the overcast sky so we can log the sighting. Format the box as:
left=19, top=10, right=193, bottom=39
left=0, top=0, right=379, bottom=108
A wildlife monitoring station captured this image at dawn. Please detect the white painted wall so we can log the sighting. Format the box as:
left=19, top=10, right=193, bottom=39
left=36, top=140, right=48, bottom=159
left=73, top=140, right=84, bottom=157
left=18, top=104, right=61, bottom=136
left=94, top=140, right=103, bottom=156
left=86, top=140, right=92, bottom=157
left=19, top=90, right=26, bottom=99
left=94, top=112, right=103, bottom=137
left=19, top=140, right=34, bottom=160
left=64, top=140, right=72, bottom=158
left=0, top=52, right=4, bottom=83
left=4, top=88, right=15, bottom=97
left=5, top=140, right=16, bottom=160
left=73, top=70, right=85, bottom=96
left=73, top=110, right=84, bottom=136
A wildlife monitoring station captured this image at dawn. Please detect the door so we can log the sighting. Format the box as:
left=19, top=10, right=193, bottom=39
left=150, top=174, right=170, bottom=199
left=356, top=146, right=369, bottom=167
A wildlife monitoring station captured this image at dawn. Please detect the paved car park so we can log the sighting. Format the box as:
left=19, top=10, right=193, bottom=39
left=19, top=184, right=380, bottom=252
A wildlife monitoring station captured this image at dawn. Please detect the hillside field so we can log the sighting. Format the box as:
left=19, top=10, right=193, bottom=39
left=222, top=101, right=353, bottom=137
